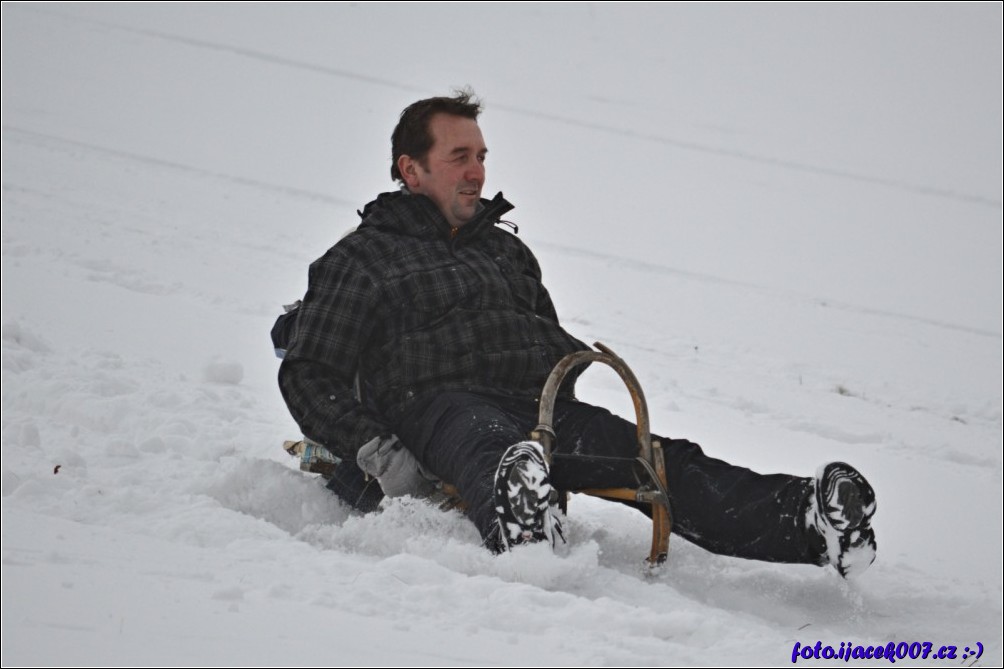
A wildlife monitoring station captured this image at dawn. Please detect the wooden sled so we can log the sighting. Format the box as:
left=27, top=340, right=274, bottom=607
left=531, top=342, right=672, bottom=566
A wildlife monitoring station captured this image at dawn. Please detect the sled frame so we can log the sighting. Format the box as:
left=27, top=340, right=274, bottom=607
left=532, top=342, right=673, bottom=566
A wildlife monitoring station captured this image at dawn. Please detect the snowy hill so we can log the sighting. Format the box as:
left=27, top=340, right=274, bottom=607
left=2, top=4, right=1001, bottom=665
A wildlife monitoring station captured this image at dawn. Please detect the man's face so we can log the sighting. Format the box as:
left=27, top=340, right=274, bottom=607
left=402, top=113, right=487, bottom=228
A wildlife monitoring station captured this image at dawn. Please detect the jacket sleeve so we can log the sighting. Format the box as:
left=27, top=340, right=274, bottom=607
left=278, top=248, right=389, bottom=461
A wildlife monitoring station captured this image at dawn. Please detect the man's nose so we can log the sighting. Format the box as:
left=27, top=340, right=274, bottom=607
left=466, top=160, right=485, bottom=183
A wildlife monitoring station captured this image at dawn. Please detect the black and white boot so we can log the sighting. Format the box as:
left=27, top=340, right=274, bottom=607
left=807, top=461, right=877, bottom=578
left=492, top=441, right=564, bottom=552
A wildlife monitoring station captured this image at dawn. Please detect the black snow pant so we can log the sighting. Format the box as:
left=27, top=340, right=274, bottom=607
left=394, top=391, right=822, bottom=565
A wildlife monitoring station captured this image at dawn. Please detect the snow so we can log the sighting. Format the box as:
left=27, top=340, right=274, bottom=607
left=2, top=3, right=1001, bottom=665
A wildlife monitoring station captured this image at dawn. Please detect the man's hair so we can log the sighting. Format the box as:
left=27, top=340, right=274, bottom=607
left=390, top=89, right=482, bottom=182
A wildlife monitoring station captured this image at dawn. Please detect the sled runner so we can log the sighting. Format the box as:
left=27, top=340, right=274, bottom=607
left=283, top=342, right=673, bottom=566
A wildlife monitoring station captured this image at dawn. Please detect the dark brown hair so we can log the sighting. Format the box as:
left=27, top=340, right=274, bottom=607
left=390, top=88, right=482, bottom=182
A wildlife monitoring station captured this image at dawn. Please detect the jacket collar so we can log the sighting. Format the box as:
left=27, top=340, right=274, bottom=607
left=358, top=190, right=515, bottom=241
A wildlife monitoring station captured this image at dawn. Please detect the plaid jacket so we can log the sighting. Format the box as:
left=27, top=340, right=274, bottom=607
left=278, top=191, right=589, bottom=460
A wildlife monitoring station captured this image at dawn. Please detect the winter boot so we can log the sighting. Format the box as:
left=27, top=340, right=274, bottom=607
left=807, top=461, right=877, bottom=578
left=492, top=441, right=564, bottom=551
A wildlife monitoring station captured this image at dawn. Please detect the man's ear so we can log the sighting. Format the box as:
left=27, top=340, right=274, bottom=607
left=397, top=155, right=421, bottom=190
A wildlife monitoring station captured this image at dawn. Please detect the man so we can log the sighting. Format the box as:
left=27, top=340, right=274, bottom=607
left=278, top=91, right=877, bottom=577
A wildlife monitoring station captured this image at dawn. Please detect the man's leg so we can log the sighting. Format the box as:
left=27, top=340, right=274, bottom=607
left=397, top=394, right=875, bottom=572
left=394, top=392, right=534, bottom=551
left=550, top=399, right=819, bottom=564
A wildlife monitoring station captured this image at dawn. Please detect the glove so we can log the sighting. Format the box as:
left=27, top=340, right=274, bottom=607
left=356, top=434, right=438, bottom=498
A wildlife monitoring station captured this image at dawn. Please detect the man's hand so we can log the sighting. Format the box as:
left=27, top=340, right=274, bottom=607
left=356, top=435, right=438, bottom=498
